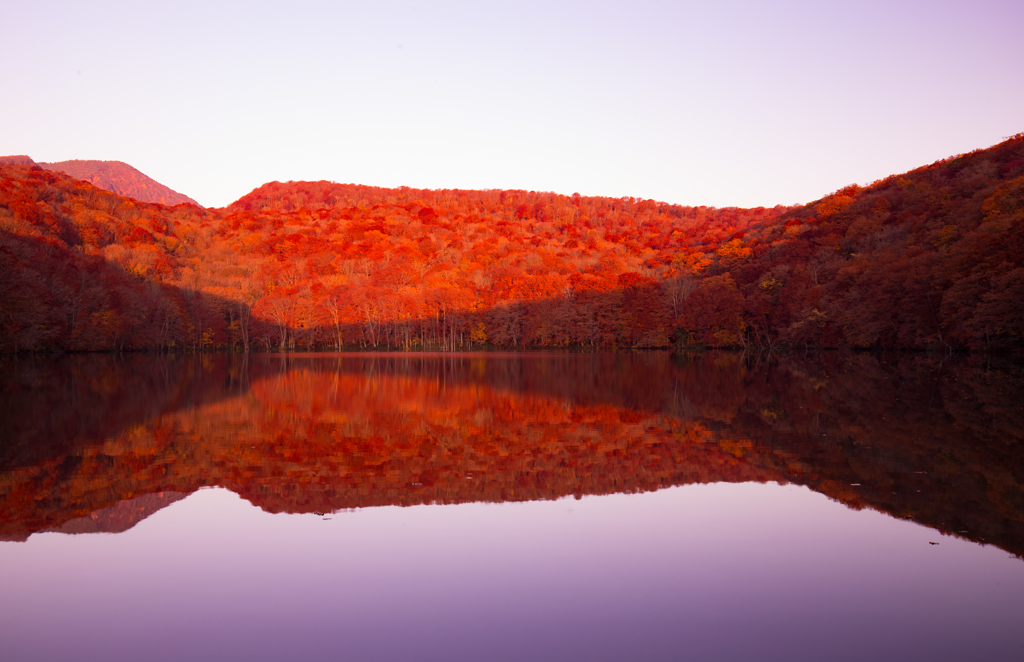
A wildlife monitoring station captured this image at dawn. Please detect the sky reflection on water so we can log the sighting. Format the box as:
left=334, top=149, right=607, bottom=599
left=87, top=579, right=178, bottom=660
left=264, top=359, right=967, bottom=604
left=2, top=484, right=1022, bottom=662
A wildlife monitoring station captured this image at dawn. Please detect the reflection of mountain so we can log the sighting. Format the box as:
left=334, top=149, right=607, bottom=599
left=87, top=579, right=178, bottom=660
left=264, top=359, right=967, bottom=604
left=1, top=352, right=1022, bottom=555
left=45, top=491, right=187, bottom=535
left=0, top=490, right=187, bottom=542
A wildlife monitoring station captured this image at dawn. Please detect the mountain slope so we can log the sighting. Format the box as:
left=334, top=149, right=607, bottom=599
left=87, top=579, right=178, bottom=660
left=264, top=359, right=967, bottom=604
left=0, top=133, right=1022, bottom=353
left=740, top=134, right=1024, bottom=349
left=0, top=156, right=37, bottom=167
left=40, top=159, right=200, bottom=207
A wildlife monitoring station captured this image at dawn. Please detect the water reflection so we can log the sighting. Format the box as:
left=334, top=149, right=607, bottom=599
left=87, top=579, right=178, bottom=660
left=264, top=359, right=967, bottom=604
left=1, top=351, right=1022, bottom=556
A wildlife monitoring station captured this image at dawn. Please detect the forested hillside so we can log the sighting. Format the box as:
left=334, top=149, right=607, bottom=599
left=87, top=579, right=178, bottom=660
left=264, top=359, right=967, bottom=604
left=1, top=134, right=1022, bottom=353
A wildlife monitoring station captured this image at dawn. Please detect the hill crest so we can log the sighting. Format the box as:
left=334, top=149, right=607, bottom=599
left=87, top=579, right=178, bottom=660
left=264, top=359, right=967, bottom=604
left=40, top=159, right=200, bottom=207
left=1, top=134, right=1022, bottom=354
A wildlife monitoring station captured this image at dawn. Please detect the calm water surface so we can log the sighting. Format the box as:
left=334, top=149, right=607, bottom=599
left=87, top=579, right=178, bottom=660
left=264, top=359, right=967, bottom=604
left=1, top=351, right=1022, bottom=661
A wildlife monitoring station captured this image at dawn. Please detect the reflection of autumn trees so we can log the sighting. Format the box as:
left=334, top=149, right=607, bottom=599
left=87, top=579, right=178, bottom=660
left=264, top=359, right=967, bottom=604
left=3, top=134, right=1023, bottom=353
left=0, top=354, right=773, bottom=539
left=0, top=354, right=255, bottom=474
left=1, top=352, right=1021, bottom=556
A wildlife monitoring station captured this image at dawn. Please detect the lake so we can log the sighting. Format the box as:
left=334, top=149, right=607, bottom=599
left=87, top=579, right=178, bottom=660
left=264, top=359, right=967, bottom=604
left=1, top=351, right=1022, bottom=661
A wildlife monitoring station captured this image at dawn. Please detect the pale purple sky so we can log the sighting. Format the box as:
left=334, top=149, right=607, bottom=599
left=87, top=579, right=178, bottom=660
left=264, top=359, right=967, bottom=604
left=3, top=0, right=1022, bottom=208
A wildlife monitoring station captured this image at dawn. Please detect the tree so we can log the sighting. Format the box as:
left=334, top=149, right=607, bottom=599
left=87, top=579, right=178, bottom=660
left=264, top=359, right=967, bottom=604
left=663, top=275, right=697, bottom=325
left=682, top=275, right=745, bottom=347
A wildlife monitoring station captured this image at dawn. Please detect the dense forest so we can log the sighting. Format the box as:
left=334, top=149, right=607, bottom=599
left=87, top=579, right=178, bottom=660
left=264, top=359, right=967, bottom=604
left=1, top=134, right=1022, bottom=353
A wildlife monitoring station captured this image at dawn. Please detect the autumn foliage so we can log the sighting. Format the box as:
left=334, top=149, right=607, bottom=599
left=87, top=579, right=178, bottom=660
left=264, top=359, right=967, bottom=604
left=2, top=134, right=1024, bottom=353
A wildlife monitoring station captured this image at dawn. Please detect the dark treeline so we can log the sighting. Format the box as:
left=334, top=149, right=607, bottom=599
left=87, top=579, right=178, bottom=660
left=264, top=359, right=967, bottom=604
left=1, top=134, right=1023, bottom=354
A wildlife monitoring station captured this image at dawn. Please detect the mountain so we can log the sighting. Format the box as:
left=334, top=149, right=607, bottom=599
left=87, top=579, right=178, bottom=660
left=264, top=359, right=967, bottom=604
left=0, top=133, right=1022, bottom=353
left=0, top=155, right=200, bottom=206
left=0, top=155, right=37, bottom=167
left=39, top=159, right=200, bottom=207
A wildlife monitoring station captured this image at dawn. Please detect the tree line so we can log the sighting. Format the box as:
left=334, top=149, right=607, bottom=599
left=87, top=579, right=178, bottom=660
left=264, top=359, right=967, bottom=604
left=1, top=133, right=1022, bottom=353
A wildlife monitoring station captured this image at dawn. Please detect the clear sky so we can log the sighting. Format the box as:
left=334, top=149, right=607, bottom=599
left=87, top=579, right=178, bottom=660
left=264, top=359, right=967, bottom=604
left=3, top=0, right=1022, bottom=208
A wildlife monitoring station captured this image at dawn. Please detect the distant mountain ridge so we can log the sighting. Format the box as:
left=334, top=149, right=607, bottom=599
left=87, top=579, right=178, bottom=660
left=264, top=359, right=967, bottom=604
left=0, top=155, right=36, bottom=167
left=0, top=155, right=199, bottom=207
left=41, top=159, right=200, bottom=207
